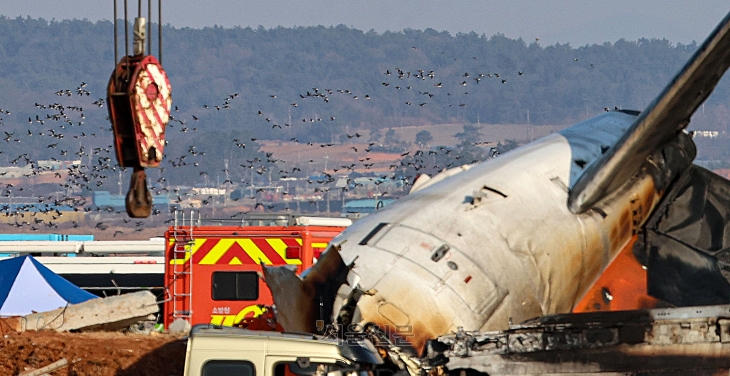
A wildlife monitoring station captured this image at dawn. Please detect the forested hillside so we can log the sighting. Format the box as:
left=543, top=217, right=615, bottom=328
left=1, top=15, right=729, bottom=185
left=4, top=15, right=729, bottom=126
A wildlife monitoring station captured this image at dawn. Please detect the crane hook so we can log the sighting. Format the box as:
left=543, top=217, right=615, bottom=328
left=126, top=167, right=152, bottom=218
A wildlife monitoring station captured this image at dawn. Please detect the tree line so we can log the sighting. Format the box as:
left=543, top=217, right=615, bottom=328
left=1, top=15, right=729, bottom=186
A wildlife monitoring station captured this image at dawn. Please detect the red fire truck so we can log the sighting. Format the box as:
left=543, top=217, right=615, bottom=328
left=163, top=213, right=350, bottom=328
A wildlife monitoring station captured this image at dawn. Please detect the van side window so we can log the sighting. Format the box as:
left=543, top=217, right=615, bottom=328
left=274, top=362, right=322, bottom=376
left=202, top=360, right=255, bottom=376
left=212, top=271, right=259, bottom=301
left=274, top=361, right=346, bottom=376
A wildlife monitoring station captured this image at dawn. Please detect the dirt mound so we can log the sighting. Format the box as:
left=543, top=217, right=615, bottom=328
left=1, top=330, right=186, bottom=376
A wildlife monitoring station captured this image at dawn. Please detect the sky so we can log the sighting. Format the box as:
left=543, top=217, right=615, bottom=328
left=1, top=1, right=729, bottom=46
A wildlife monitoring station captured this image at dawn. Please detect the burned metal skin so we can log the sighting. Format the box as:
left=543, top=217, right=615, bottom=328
left=434, top=305, right=730, bottom=375
left=264, top=9, right=730, bottom=359
left=266, top=112, right=694, bottom=352
left=263, top=248, right=349, bottom=333
left=324, top=113, right=693, bottom=352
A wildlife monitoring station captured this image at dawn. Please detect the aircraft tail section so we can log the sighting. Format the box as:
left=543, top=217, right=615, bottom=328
left=568, top=11, right=730, bottom=214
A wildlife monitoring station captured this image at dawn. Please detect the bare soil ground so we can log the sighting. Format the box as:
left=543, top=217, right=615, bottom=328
left=260, top=140, right=403, bottom=174
left=0, top=329, right=186, bottom=376
left=259, top=123, right=566, bottom=175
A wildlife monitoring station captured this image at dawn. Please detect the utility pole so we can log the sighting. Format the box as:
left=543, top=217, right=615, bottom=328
left=224, top=159, right=229, bottom=207
left=341, top=187, right=345, bottom=215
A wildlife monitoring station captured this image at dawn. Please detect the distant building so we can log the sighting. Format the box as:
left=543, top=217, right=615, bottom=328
left=92, top=191, right=169, bottom=209
left=0, top=166, right=33, bottom=178
left=36, top=159, right=81, bottom=171
left=0, top=234, right=93, bottom=241
left=693, top=130, right=720, bottom=138
left=341, top=198, right=395, bottom=218
left=191, top=187, right=226, bottom=196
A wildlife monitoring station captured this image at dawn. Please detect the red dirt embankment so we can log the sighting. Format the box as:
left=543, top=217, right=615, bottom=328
left=0, top=329, right=186, bottom=376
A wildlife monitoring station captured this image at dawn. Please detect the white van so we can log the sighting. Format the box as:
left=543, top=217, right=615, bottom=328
left=184, top=326, right=383, bottom=376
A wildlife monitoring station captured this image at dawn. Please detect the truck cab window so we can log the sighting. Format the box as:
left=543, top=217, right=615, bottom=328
left=212, top=271, right=259, bottom=301
left=202, top=360, right=255, bottom=376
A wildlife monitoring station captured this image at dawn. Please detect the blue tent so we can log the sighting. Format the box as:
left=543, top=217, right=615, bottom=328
left=0, top=255, right=97, bottom=316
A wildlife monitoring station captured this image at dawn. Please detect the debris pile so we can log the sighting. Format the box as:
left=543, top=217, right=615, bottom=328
left=0, top=263, right=180, bottom=376
left=12, top=291, right=159, bottom=333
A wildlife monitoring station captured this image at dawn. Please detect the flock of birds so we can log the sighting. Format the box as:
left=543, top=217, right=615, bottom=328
left=0, top=42, right=601, bottom=233
left=379, top=66, right=526, bottom=109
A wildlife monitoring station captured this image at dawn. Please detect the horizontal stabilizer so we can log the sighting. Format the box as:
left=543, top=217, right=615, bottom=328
left=568, top=11, right=730, bottom=213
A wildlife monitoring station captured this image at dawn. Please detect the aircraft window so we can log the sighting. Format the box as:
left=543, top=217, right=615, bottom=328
left=431, top=244, right=450, bottom=262
left=480, top=186, right=507, bottom=198
left=202, top=360, right=255, bottom=376
left=373, top=225, right=442, bottom=256
left=471, top=185, right=508, bottom=206
left=212, top=271, right=259, bottom=301
left=359, top=222, right=389, bottom=245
